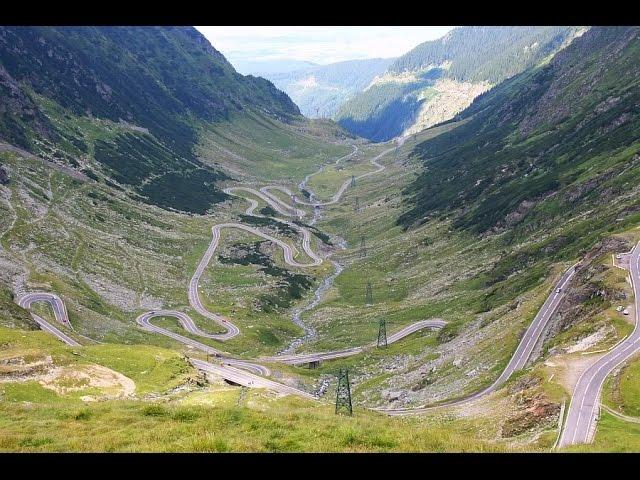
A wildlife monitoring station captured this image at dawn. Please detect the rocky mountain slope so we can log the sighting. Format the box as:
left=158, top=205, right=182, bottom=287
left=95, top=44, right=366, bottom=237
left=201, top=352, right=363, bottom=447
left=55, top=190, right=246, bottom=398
left=0, top=26, right=301, bottom=213
left=399, top=25, right=640, bottom=295
left=336, top=26, right=583, bottom=142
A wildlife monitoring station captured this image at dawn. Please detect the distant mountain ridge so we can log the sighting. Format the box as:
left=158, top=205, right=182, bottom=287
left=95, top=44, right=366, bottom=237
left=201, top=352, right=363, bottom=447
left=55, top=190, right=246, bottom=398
left=235, top=59, right=319, bottom=76
left=336, top=26, right=583, bottom=142
left=262, top=57, right=395, bottom=119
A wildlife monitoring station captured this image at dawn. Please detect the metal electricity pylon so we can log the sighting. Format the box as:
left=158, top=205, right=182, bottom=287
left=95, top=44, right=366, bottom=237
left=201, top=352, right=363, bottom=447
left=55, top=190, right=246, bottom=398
left=236, top=386, right=248, bottom=406
left=377, top=318, right=387, bottom=348
left=360, top=235, right=366, bottom=258
left=335, top=368, right=353, bottom=416
left=351, top=175, right=356, bottom=187
left=365, top=281, right=373, bottom=305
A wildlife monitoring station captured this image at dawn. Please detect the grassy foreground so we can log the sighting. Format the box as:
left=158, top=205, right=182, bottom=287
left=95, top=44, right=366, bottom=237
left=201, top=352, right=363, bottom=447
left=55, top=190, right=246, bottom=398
left=0, top=325, right=510, bottom=452
left=0, top=392, right=507, bottom=452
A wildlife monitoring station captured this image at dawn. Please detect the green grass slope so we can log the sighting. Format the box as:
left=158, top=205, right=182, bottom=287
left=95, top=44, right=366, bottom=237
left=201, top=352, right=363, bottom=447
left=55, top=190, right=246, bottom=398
left=0, top=325, right=514, bottom=452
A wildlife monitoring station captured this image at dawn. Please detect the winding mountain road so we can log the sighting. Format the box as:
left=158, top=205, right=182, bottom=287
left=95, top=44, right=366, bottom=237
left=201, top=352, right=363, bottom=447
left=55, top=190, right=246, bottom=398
left=225, top=186, right=306, bottom=218
left=296, top=145, right=358, bottom=203
left=260, top=145, right=391, bottom=208
left=18, top=292, right=80, bottom=347
left=186, top=220, right=322, bottom=343
left=135, top=310, right=270, bottom=376
left=558, top=242, right=640, bottom=447
left=17, top=139, right=591, bottom=416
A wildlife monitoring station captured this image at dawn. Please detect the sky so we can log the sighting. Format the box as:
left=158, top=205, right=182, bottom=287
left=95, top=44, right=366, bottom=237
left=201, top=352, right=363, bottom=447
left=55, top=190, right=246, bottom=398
left=195, top=26, right=455, bottom=74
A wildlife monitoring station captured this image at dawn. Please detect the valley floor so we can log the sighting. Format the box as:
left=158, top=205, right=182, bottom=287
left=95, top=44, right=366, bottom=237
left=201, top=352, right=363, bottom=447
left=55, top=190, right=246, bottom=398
left=2, top=121, right=640, bottom=452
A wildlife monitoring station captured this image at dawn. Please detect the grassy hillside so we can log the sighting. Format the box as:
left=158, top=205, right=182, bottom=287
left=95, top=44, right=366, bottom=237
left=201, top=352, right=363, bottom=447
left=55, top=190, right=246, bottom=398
left=0, top=129, right=342, bottom=358
left=0, top=27, right=299, bottom=154
left=275, top=113, right=637, bottom=426
left=198, top=110, right=353, bottom=181
left=304, top=25, right=640, bottom=416
left=1, top=104, right=638, bottom=452
left=3, top=26, right=640, bottom=452
left=0, top=324, right=518, bottom=452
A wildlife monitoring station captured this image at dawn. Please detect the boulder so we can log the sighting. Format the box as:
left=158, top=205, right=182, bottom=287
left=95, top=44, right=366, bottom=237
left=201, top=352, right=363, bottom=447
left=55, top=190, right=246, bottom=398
left=0, top=165, right=9, bottom=185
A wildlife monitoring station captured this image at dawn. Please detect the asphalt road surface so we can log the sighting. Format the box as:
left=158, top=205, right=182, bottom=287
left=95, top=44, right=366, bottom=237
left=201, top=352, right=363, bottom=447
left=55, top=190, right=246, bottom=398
left=177, top=143, right=397, bottom=347
left=136, top=310, right=270, bottom=376
left=297, top=145, right=359, bottom=201
left=262, top=319, right=446, bottom=365
left=225, top=186, right=306, bottom=218
left=260, top=145, right=393, bottom=208
left=558, top=242, right=640, bottom=447
left=18, top=292, right=80, bottom=347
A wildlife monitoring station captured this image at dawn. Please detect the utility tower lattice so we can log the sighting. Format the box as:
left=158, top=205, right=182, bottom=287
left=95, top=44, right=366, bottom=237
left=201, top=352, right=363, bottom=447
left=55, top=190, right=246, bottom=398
left=360, top=235, right=366, bottom=258
left=377, top=318, right=387, bottom=348
left=236, top=386, right=248, bottom=406
left=335, top=368, right=353, bottom=416
left=351, top=175, right=356, bottom=187
left=365, top=281, right=373, bottom=305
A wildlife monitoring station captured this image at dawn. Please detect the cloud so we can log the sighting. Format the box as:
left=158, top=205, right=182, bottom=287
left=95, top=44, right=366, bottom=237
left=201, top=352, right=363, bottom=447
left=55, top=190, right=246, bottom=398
left=195, top=26, right=455, bottom=68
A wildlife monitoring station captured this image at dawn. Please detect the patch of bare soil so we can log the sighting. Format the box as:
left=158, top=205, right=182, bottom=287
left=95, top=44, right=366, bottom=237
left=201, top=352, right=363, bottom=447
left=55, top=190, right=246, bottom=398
left=501, top=395, right=560, bottom=438
left=545, top=353, right=605, bottom=394
left=39, top=364, right=135, bottom=400
left=1, top=356, right=135, bottom=400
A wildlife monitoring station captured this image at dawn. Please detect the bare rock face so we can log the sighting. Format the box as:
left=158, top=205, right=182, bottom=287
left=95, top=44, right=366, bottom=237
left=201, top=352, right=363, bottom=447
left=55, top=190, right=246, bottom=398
left=501, top=393, right=561, bottom=438
left=0, top=165, right=9, bottom=184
